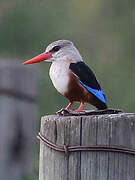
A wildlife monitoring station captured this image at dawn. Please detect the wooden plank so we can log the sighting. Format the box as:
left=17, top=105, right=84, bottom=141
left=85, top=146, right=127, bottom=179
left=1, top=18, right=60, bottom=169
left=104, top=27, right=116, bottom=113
left=0, top=62, right=38, bottom=180
left=81, top=115, right=110, bottom=180
left=39, top=115, right=81, bottom=180
left=39, top=113, right=135, bottom=180
left=108, top=114, right=135, bottom=180
left=0, top=61, right=37, bottom=99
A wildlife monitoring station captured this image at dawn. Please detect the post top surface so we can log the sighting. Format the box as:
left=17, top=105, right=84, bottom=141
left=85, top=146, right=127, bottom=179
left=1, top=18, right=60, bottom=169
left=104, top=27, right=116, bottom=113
left=41, top=112, right=135, bottom=122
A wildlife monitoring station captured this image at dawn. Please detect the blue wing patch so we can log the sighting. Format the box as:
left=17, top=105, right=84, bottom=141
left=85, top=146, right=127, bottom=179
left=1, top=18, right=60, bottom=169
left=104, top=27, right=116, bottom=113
left=79, top=80, right=106, bottom=103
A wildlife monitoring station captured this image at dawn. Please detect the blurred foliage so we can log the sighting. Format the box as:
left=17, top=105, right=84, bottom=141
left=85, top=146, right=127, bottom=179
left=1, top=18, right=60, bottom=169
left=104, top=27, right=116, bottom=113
left=0, top=0, right=135, bottom=179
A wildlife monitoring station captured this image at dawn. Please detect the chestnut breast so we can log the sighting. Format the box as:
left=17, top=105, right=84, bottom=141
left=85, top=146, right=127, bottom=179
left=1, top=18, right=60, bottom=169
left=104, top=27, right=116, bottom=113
left=64, top=70, right=93, bottom=103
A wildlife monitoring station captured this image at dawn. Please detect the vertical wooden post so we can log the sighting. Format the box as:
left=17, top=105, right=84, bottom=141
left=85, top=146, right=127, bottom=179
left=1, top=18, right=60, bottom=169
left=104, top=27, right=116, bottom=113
left=0, top=61, right=38, bottom=180
left=39, top=113, right=135, bottom=180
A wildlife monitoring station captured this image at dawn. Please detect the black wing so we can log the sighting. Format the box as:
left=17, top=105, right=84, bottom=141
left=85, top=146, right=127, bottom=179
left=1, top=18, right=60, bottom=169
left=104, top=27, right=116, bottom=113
left=69, top=61, right=106, bottom=103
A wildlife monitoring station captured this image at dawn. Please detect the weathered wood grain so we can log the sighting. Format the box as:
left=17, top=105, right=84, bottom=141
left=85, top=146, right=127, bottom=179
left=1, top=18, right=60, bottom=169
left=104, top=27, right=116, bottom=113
left=39, top=113, right=135, bottom=180
left=0, top=61, right=37, bottom=98
left=0, top=62, right=38, bottom=180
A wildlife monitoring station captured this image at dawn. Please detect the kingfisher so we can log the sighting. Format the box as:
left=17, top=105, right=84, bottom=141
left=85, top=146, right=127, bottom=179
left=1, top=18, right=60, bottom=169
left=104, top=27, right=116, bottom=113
left=24, top=40, right=107, bottom=112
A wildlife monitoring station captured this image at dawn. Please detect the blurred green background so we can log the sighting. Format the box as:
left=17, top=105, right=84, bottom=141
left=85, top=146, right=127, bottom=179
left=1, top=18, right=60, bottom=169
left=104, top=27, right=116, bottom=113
left=0, top=0, right=135, bottom=179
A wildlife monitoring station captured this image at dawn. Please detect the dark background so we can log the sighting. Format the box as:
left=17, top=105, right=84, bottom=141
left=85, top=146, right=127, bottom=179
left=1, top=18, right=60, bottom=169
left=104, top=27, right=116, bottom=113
left=0, top=0, right=135, bottom=179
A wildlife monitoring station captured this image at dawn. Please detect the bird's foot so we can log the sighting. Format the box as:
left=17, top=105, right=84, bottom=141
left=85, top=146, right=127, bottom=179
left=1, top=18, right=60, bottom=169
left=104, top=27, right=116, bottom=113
left=56, top=108, right=122, bottom=116
left=56, top=108, right=86, bottom=116
left=56, top=108, right=71, bottom=116
left=56, top=105, right=85, bottom=116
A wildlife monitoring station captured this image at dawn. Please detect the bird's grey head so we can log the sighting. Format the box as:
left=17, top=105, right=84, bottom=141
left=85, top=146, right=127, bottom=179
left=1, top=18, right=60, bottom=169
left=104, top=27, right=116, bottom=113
left=45, top=40, right=82, bottom=62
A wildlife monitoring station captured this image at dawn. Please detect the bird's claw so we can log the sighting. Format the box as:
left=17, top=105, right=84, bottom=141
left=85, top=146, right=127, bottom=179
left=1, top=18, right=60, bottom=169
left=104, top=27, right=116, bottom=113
left=56, top=108, right=69, bottom=116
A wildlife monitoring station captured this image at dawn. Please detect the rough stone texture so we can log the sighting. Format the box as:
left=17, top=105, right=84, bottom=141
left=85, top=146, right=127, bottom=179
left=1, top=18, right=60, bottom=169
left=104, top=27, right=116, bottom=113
left=39, top=113, right=135, bottom=180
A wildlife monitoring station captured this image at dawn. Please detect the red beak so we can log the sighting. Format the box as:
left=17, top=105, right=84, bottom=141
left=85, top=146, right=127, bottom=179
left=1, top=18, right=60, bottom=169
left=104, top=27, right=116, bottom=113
left=23, top=52, right=52, bottom=65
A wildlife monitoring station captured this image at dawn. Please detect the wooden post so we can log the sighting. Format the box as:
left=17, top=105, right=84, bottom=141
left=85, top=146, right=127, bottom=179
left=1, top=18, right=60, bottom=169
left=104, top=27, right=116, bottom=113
left=0, top=61, right=38, bottom=180
left=39, top=113, right=135, bottom=180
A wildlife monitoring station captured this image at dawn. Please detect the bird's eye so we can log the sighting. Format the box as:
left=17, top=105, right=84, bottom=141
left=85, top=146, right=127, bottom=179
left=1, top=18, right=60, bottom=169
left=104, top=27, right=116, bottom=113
left=50, top=46, right=61, bottom=52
